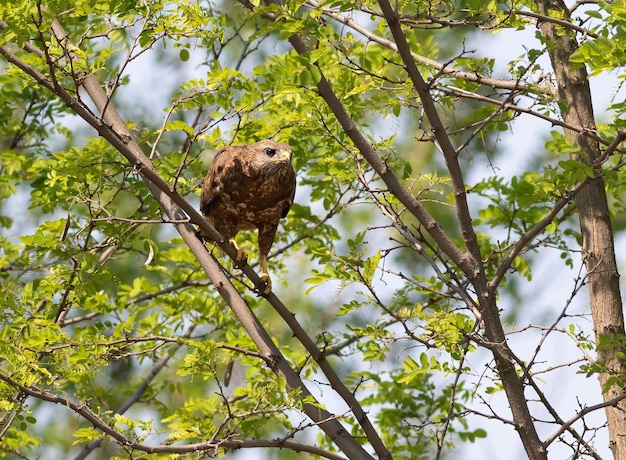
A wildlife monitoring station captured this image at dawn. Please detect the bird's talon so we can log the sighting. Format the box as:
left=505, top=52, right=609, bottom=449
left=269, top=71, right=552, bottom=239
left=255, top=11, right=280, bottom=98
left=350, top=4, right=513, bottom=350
left=196, top=229, right=208, bottom=243
left=228, top=238, right=247, bottom=268
left=233, top=250, right=248, bottom=269
left=259, top=273, right=272, bottom=295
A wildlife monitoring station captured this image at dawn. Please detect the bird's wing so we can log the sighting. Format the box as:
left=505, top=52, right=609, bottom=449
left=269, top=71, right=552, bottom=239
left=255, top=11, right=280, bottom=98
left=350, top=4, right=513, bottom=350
left=281, top=169, right=297, bottom=219
left=200, top=146, right=232, bottom=215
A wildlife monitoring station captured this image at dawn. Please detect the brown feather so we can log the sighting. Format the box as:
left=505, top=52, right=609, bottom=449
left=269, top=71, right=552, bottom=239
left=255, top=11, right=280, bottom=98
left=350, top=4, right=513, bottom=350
left=199, top=140, right=296, bottom=293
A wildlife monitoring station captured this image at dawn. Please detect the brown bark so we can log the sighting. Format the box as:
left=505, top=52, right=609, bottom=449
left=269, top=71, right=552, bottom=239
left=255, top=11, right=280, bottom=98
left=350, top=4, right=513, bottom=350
left=534, top=1, right=626, bottom=457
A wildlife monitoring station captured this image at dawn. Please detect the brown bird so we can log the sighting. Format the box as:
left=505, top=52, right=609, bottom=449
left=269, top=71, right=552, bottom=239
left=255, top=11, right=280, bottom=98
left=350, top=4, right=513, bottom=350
left=200, top=140, right=296, bottom=294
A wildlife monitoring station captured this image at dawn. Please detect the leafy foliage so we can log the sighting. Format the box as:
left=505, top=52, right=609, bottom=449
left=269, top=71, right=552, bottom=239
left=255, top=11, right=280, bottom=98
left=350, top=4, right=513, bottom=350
left=1, top=0, right=626, bottom=459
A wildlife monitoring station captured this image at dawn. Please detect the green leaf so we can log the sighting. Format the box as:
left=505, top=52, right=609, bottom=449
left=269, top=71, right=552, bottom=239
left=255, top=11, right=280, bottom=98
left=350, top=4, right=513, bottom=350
left=72, top=427, right=101, bottom=444
left=165, top=119, right=194, bottom=136
left=299, top=69, right=313, bottom=86
left=362, top=249, right=381, bottom=285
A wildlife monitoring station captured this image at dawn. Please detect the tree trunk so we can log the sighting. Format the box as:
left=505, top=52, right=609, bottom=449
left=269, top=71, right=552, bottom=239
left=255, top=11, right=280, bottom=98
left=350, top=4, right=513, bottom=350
left=534, top=1, right=626, bottom=457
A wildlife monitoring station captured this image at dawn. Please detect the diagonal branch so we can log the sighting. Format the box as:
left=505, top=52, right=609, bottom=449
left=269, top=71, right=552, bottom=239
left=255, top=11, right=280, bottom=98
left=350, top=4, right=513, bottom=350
left=375, top=2, right=547, bottom=459
left=441, top=85, right=626, bottom=155
left=150, top=177, right=375, bottom=460
left=237, top=0, right=472, bottom=280
left=53, top=20, right=374, bottom=459
left=375, top=0, right=481, bottom=281
left=3, top=26, right=384, bottom=458
left=0, top=18, right=375, bottom=460
left=543, top=391, right=626, bottom=450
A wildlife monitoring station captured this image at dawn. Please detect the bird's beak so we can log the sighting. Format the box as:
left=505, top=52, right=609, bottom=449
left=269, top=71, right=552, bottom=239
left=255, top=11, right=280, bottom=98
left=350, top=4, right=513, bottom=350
left=273, top=148, right=292, bottom=163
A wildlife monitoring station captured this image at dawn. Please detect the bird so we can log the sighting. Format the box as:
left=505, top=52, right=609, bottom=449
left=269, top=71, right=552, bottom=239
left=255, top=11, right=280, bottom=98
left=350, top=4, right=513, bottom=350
left=199, top=139, right=296, bottom=294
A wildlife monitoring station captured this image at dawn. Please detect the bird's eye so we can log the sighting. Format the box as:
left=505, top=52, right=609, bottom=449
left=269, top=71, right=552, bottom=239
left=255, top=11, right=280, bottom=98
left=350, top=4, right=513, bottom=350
left=264, top=147, right=277, bottom=157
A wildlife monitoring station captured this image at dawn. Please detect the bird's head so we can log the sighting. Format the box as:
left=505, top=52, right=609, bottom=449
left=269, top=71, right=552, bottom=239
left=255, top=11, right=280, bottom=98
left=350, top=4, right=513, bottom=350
left=251, top=140, right=293, bottom=174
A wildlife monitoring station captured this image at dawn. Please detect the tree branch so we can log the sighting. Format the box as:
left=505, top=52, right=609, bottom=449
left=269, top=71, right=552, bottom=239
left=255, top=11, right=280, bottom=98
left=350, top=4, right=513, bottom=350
left=513, top=9, right=598, bottom=38
left=73, top=324, right=198, bottom=459
left=544, top=391, right=626, bottom=449
left=375, top=0, right=481, bottom=279
left=441, top=85, right=626, bottom=155
left=0, top=371, right=346, bottom=460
